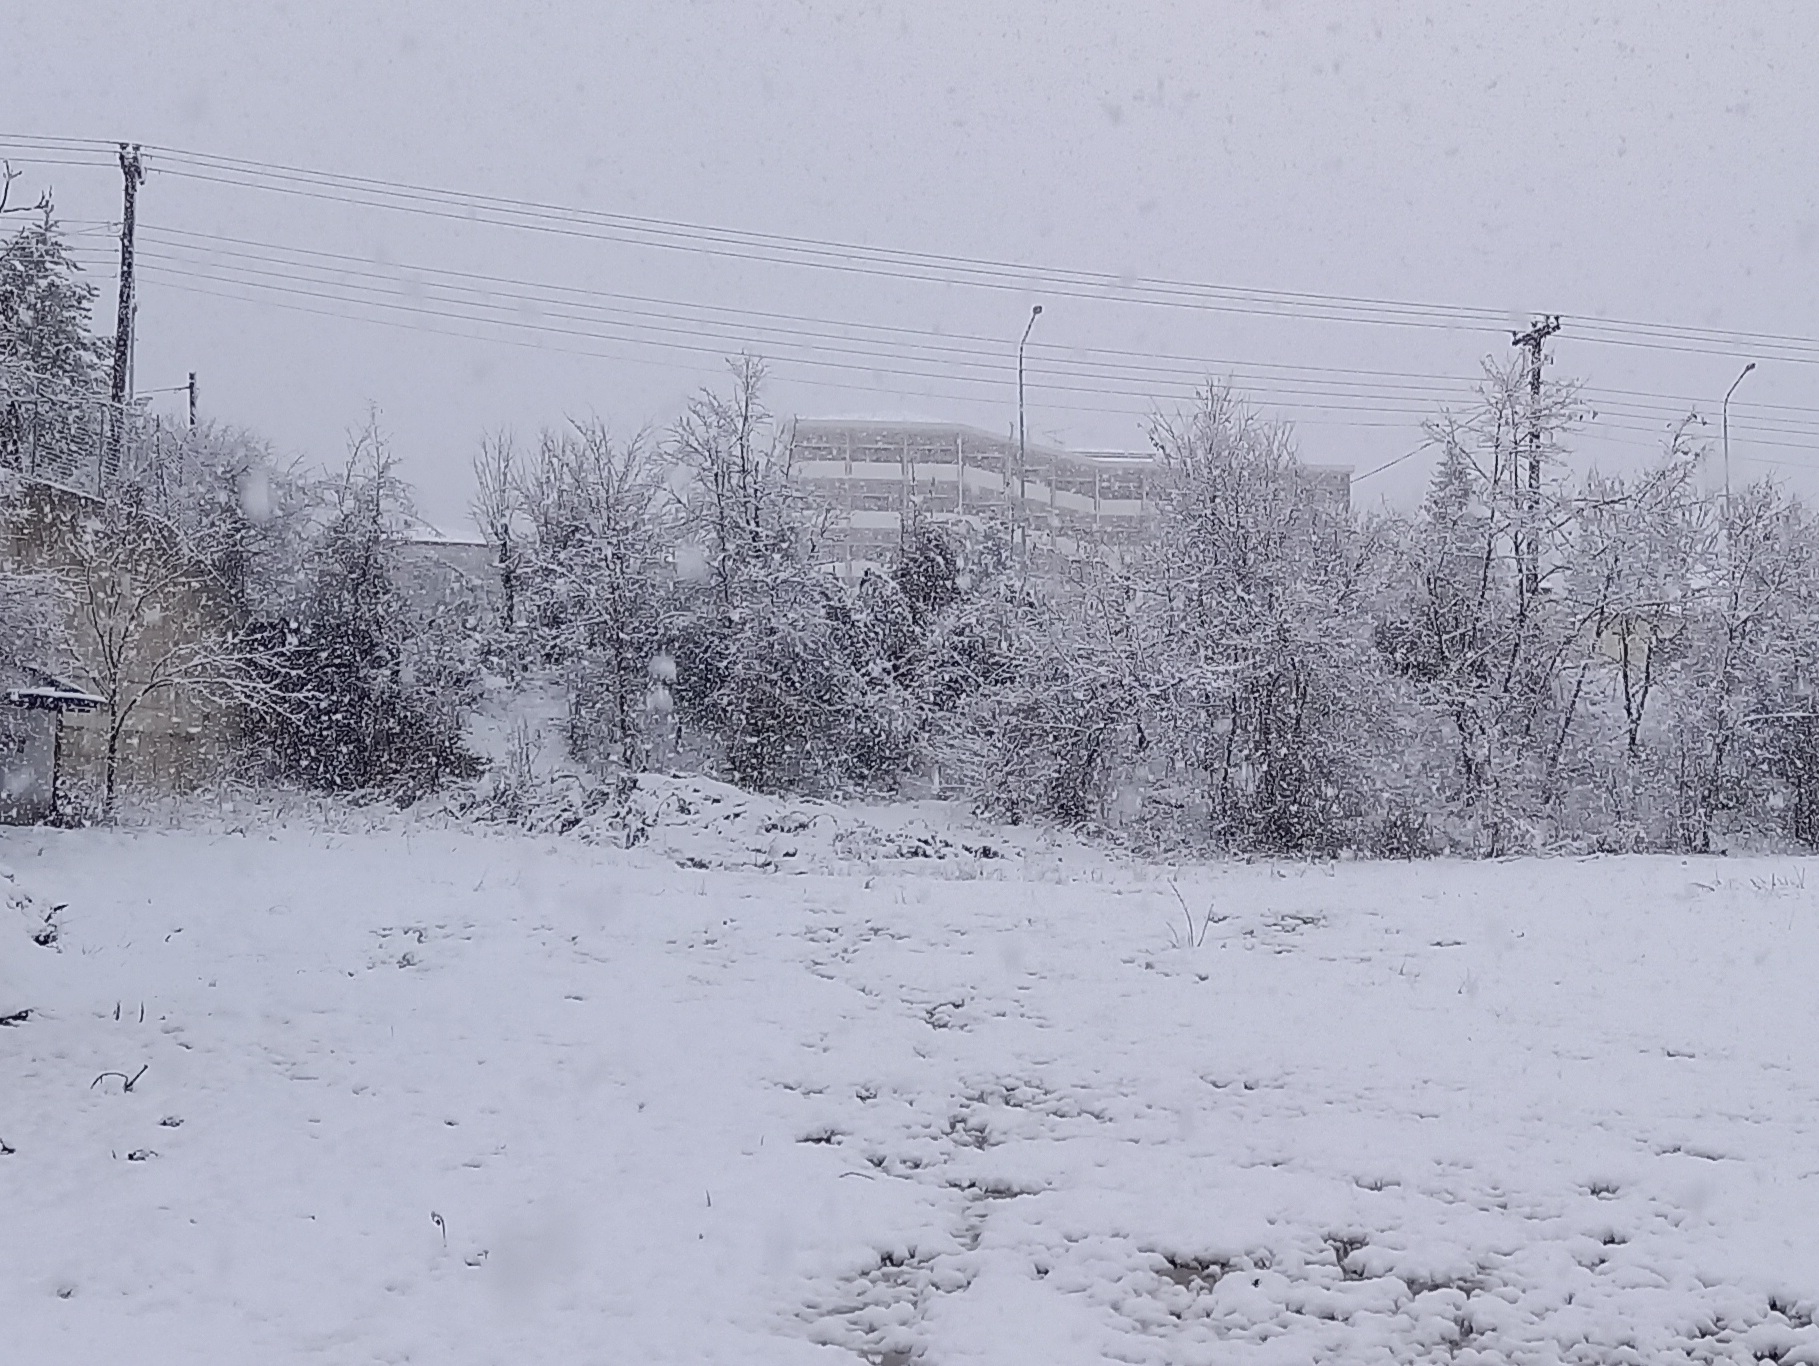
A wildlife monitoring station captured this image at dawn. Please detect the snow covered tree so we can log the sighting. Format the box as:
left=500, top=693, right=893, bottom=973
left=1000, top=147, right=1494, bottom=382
left=1566, top=428, right=1711, bottom=765
left=1659, top=477, right=1813, bottom=850
left=113, top=420, right=313, bottom=619
left=470, top=431, right=522, bottom=637
left=1746, top=537, right=1819, bottom=849
left=1138, top=385, right=1382, bottom=852
left=652, top=357, right=917, bottom=791
left=669, top=354, right=806, bottom=597
left=0, top=200, right=112, bottom=483
left=1374, top=359, right=1585, bottom=849
left=41, top=484, right=286, bottom=813
left=253, top=422, right=479, bottom=794
left=0, top=202, right=108, bottom=396
left=517, top=420, right=672, bottom=767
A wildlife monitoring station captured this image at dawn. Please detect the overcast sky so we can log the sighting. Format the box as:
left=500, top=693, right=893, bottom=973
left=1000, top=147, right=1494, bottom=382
left=7, top=1, right=1817, bottom=529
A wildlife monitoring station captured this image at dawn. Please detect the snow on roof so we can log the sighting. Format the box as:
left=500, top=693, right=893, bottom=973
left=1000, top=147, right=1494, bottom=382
left=6, top=685, right=104, bottom=712
left=393, top=513, right=487, bottom=547
left=3, top=665, right=104, bottom=712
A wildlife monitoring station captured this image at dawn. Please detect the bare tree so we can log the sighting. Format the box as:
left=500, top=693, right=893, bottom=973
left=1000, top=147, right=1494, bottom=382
left=471, top=431, right=521, bottom=634
left=51, top=490, right=287, bottom=812
left=1567, top=420, right=1712, bottom=764
left=519, top=419, right=669, bottom=766
left=668, top=354, right=804, bottom=598
left=0, top=161, right=51, bottom=220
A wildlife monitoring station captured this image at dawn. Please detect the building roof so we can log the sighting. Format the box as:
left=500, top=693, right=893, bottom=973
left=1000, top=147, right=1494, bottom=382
left=3, top=665, right=103, bottom=712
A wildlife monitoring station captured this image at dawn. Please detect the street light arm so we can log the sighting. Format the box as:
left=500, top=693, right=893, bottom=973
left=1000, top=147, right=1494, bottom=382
left=1019, top=305, right=1042, bottom=354
left=1724, top=361, right=1757, bottom=410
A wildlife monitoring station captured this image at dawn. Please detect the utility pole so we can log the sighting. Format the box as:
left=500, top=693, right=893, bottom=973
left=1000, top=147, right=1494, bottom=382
left=188, top=370, right=198, bottom=428
left=106, top=143, right=146, bottom=481
left=1511, top=314, right=1560, bottom=599
left=1016, top=304, right=1042, bottom=574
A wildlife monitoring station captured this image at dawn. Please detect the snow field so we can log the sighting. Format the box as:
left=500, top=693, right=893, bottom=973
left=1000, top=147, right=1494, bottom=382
left=4, top=817, right=1819, bottom=1363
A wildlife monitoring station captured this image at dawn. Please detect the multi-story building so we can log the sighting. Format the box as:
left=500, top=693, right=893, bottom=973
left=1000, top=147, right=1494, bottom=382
left=787, top=419, right=1351, bottom=578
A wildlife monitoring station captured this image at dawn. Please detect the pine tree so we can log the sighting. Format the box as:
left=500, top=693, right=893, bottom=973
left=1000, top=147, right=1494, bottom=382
left=0, top=206, right=108, bottom=394
left=254, top=423, right=480, bottom=793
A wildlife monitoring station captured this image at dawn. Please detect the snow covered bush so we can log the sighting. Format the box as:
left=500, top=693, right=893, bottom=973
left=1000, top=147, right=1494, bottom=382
left=667, top=565, right=915, bottom=793
left=917, top=573, right=1142, bottom=823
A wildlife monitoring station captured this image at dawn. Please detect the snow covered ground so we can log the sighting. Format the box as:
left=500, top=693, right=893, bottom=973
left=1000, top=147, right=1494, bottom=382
left=6, top=794, right=1819, bottom=1364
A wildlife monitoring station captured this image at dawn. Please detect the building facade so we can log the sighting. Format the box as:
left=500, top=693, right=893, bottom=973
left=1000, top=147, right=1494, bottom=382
left=787, top=419, right=1352, bottom=578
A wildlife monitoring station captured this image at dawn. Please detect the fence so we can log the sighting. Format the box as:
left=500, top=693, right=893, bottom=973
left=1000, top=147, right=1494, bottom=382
left=0, top=384, right=148, bottom=496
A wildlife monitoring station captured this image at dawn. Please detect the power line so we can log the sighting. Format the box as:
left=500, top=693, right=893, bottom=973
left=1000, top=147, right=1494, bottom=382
left=96, top=258, right=1819, bottom=457
left=17, top=133, right=1819, bottom=468
left=115, top=254, right=1449, bottom=416
left=116, top=235, right=1484, bottom=410
left=132, top=223, right=1501, bottom=398
left=14, top=133, right=1819, bottom=365
left=69, top=226, right=1819, bottom=439
left=60, top=232, right=1819, bottom=457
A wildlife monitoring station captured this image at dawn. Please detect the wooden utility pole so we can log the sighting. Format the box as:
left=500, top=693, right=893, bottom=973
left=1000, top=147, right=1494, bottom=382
left=106, top=143, right=146, bottom=480
left=187, top=371, right=198, bottom=427
left=1511, top=314, right=1560, bottom=598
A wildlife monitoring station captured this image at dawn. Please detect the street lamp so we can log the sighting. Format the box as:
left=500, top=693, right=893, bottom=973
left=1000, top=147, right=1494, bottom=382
left=1017, top=304, right=1043, bottom=563
left=1722, top=360, right=1756, bottom=520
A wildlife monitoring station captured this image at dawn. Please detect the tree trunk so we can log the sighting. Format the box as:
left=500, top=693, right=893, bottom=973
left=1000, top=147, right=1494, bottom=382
left=104, top=709, right=122, bottom=818
left=499, top=544, right=515, bottom=634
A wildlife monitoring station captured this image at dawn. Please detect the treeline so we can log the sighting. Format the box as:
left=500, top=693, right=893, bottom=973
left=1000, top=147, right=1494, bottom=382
left=456, top=351, right=1819, bottom=857
left=10, top=202, right=1819, bottom=853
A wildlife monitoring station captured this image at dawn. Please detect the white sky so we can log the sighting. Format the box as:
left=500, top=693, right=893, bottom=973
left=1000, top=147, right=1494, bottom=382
left=6, top=1, right=1817, bottom=529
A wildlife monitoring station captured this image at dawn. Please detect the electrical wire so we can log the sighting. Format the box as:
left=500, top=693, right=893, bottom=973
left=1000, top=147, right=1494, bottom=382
left=16, top=132, right=1818, bottom=466
left=64, top=228, right=1819, bottom=440
left=14, top=132, right=1819, bottom=366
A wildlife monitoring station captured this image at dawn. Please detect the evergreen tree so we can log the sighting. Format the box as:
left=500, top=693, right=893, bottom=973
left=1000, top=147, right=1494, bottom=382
left=254, top=424, right=480, bottom=794
left=0, top=206, right=108, bottom=394
left=1, top=205, right=112, bottom=479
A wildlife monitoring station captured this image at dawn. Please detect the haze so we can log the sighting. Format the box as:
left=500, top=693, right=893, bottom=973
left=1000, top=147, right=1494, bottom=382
left=7, top=1, right=1815, bottom=529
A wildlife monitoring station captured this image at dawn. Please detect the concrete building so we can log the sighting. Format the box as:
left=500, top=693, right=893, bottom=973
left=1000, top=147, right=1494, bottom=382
left=787, top=419, right=1351, bottom=578
left=395, top=520, right=500, bottom=621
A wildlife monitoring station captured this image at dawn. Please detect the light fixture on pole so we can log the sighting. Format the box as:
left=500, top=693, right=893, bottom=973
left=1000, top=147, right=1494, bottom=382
left=1017, top=304, right=1043, bottom=564
left=1722, top=361, right=1756, bottom=520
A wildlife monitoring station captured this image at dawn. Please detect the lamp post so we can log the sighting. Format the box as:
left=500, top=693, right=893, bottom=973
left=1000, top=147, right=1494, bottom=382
left=1017, top=304, right=1043, bottom=565
left=1722, top=361, right=1756, bottom=521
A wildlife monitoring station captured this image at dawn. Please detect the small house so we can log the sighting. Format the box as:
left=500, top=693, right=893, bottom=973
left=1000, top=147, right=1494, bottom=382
left=0, top=665, right=103, bottom=823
